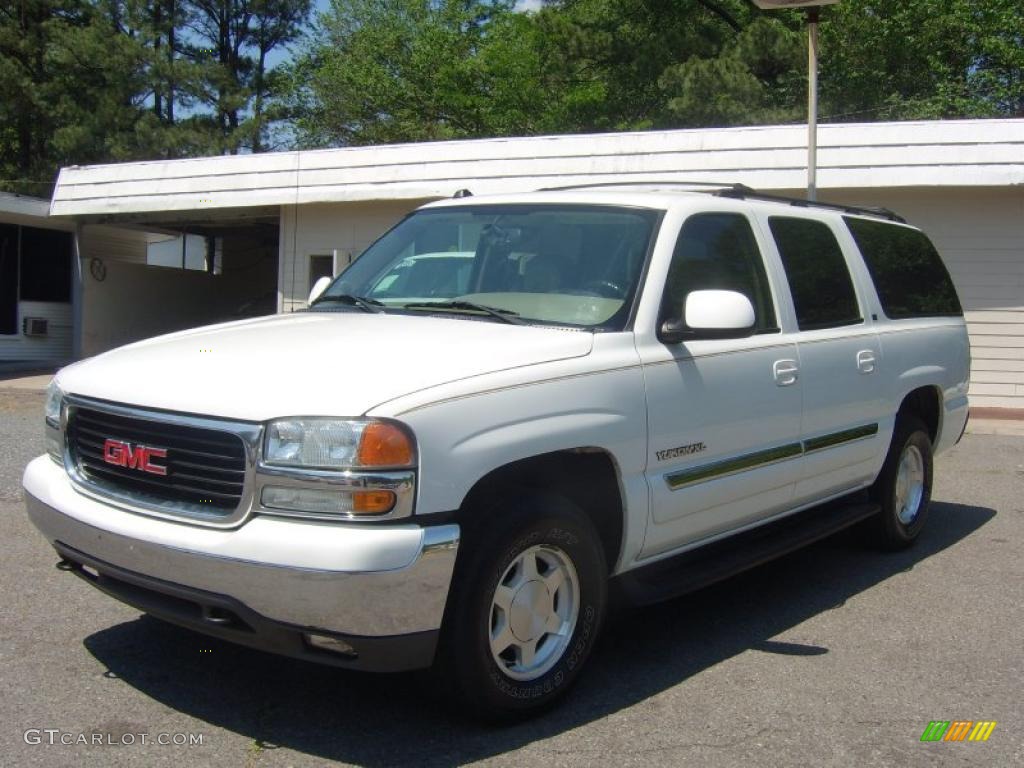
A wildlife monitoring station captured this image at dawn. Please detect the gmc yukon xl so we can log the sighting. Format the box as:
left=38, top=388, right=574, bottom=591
left=24, top=184, right=970, bottom=719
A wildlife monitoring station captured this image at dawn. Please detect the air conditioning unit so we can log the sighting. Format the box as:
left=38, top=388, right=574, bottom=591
left=23, top=317, right=48, bottom=337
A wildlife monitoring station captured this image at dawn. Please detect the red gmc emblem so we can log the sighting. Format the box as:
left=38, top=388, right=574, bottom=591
left=103, top=439, right=169, bottom=476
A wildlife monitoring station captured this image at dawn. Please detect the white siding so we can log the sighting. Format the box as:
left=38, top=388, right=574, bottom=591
left=0, top=206, right=75, bottom=364
left=830, top=188, right=1024, bottom=410
left=51, top=119, right=1024, bottom=216
left=0, top=301, right=73, bottom=363
left=279, top=200, right=422, bottom=312
left=79, top=224, right=150, bottom=264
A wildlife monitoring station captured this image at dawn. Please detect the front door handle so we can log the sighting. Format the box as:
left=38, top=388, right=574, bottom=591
left=773, top=359, right=799, bottom=386
left=857, top=350, right=877, bottom=374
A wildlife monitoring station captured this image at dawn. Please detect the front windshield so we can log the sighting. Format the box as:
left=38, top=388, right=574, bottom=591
left=317, top=204, right=661, bottom=330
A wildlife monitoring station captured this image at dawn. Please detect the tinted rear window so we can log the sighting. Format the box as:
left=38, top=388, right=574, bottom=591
left=844, top=217, right=962, bottom=318
left=769, top=217, right=861, bottom=330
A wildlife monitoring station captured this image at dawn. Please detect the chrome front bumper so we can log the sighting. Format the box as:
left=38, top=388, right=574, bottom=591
left=23, top=456, right=459, bottom=671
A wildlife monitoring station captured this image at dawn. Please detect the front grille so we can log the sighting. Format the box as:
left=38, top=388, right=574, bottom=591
left=68, top=405, right=248, bottom=516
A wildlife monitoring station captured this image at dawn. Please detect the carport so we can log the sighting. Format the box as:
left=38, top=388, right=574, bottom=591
left=71, top=207, right=279, bottom=357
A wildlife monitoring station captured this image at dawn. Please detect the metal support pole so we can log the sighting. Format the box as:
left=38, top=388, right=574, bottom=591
left=807, top=7, right=820, bottom=201
left=71, top=224, right=84, bottom=360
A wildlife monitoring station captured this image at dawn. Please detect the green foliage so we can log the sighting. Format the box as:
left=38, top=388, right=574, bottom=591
left=293, top=0, right=530, bottom=146
left=297, top=0, right=1023, bottom=146
left=820, top=0, right=1024, bottom=121
left=660, top=16, right=804, bottom=127
left=0, top=0, right=311, bottom=195
left=2, top=0, right=1022, bottom=194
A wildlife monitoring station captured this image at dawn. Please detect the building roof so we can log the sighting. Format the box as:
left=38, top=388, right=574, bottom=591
left=50, top=119, right=1024, bottom=219
left=1, top=191, right=52, bottom=219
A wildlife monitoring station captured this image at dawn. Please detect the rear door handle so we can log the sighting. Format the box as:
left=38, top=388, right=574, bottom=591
left=773, top=359, right=799, bottom=386
left=857, top=350, right=877, bottom=374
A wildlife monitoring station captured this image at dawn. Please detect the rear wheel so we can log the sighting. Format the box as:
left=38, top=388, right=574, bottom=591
left=436, top=493, right=607, bottom=721
left=868, top=416, right=933, bottom=550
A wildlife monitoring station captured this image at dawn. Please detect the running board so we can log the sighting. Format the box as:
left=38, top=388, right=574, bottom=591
left=616, top=500, right=880, bottom=606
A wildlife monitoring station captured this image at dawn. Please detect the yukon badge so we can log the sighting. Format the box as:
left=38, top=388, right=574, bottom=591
left=656, top=442, right=707, bottom=461
left=103, top=439, right=169, bottom=476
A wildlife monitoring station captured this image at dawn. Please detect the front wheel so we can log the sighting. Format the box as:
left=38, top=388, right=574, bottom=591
left=868, top=416, right=934, bottom=550
left=435, top=494, right=607, bottom=721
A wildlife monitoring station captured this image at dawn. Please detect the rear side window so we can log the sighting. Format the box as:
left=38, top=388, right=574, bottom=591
left=768, top=217, right=862, bottom=330
left=663, top=213, right=777, bottom=333
left=844, top=217, right=962, bottom=318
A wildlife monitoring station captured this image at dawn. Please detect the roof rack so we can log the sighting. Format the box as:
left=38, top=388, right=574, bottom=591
left=536, top=180, right=906, bottom=223
left=713, top=186, right=906, bottom=223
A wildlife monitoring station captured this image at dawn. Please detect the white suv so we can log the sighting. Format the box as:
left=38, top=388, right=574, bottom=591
left=24, top=183, right=970, bottom=719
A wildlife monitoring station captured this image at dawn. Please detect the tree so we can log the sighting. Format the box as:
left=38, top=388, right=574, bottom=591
left=183, top=0, right=311, bottom=153
left=294, top=0, right=806, bottom=143
left=658, top=16, right=804, bottom=127
left=0, top=1, right=153, bottom=195
left=295, top=0, right=1024, bottom=149
left=820, top=0, right=1024, bottom=121
left=294, top=0, right=530, bottom=147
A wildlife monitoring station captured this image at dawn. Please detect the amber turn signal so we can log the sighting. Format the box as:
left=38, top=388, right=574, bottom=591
left=352, top=490, right=397, bottom=515
left=357, top=422, right=415, bottom=467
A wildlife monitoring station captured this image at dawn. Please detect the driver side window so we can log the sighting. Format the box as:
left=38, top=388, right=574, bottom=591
left=662, top=213, right=778, bottom=334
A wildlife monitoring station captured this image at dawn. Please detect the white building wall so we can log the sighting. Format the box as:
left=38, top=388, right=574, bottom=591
left=78, top=224, right=150, bottom=264
left=278, top=200, right=424, bottom=313
left=0, top=301, right=74, bottom=363
left=0, top=207, right=75, bottom=365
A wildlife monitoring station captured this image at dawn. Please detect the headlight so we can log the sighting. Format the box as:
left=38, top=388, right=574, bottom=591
left=44, top=380, right=62, bottom=427
left=263, top=418, right=415, bottom=470
left=44, top=380, right=63, bottom=463
left=259, top=418, right=416, bottom=519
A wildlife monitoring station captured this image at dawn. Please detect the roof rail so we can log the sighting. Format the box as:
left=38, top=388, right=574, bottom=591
left=538, top=180, right=747, bottom=193
left=713, top=187, right=906, bottom=223
left=535, top=179, right=906, bottom=223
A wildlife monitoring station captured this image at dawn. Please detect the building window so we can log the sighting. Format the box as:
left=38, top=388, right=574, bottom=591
left=0, top=224, right=74, bottom=335
left=19, top=226, right=73, bottom=303
left=309, top=254, right=335, bottom=293
left=0, top=224, right=17, bottom=335
left=147, top=233, right=222, bottom=274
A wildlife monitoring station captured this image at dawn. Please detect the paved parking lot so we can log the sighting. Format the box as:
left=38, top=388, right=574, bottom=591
left=1, top=388, right=1021, bottom=767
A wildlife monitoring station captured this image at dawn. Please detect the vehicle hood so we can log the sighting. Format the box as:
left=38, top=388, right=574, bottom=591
left=56, top=312, right=594, bottom=421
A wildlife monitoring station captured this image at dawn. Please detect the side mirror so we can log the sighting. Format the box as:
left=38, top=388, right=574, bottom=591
left=308, top=276, right=332, bottom=305
left=659, top=289, right=756, bottom=344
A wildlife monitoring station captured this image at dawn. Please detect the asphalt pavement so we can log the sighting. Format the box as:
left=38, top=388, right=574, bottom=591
left=1, top=388, right=1021, bottom=767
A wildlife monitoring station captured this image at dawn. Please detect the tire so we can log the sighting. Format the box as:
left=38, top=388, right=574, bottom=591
left=867, top=416, right=933, bottom=550
left=435, top=492, right=607, bottom=721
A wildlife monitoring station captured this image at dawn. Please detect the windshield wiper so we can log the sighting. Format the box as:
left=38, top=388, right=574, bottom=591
left=402, top=300, right=526, bottom=325
left=310, top=294, right=385, bottom=313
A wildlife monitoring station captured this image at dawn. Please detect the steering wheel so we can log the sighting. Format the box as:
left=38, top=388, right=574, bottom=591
left=579, top=279, right=625, bottom=298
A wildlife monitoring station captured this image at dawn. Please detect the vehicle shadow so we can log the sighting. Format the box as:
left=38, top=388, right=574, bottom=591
left=84, top=501, right=994, bottom=766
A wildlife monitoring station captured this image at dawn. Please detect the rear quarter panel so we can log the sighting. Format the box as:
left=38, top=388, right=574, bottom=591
left=877, top=319, right=971, bottom=456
